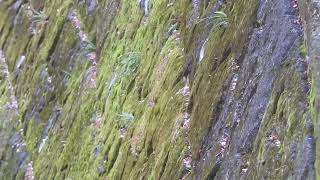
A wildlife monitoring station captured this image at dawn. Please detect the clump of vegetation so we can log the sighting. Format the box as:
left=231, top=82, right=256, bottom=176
left=28, top=8, right=48, bottom=35
left=117, top=52, right=141, bottom=75
left=90, top=112, right=102, bottom=123
left=197, top=11, right=229, bottom=30
left=299, top=43, right=308, bottom=58
left=116, top=112, right=134, bottom=129
left=80, top=40, right=96, bottom=57
left=166, top=22, right=179, bottom=37
left=30, top=9, right=48, bottom=23
left=84, top=41, right=96, bottom=51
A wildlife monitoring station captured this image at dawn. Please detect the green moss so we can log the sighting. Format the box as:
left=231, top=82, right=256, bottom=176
left=310, top=80, right=317, bottom=121
left=299, top=43, right=308, bottom=58
left=310, top=79, right=320, bottom=178
left=37, top=1, right=72, bottom=63
left=25, top=118, right=45, bottom=156
left=2, top=0, right=311, bottom=179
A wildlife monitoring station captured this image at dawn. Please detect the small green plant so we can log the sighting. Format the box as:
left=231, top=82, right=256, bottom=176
left=28, top=8, right=48, bottom=35
left=299, top=43, right=308, bottom=58
left=80, top=40, right=96, bottom=57
left=60, top=69, right=71, bottom=76
left=196, top=11, right=229, bottom=30
left=31, top=9, right=48, bottom=23
left=116, top=112, right=134, bottom=128
left=117, top=52, right=141, bottom=75
left=84, top=41, right=96, bottom=51
left=167, top=22, right=179, bottom=36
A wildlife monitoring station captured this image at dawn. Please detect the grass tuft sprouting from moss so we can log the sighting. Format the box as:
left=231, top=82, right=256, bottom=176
left=196, top=11, right=229, bottom=30
left=299, top=43, right=308, bottom=59
left=116, top=112, right=134, bottom=129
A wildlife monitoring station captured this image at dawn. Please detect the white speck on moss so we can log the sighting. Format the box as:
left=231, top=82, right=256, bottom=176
left=38, top=136, right=48, bottom=153
left=199, top=38, right=209, bottom=63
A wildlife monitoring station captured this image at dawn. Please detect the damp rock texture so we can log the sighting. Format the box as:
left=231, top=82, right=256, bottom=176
left=0, top=0, right=319, bottom=179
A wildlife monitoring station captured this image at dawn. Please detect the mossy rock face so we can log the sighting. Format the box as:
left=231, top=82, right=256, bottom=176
left=0, top=0, right=319, bottom=179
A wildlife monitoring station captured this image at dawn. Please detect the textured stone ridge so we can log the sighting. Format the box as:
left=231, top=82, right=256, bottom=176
left=0, top=0, right=319, bottom=179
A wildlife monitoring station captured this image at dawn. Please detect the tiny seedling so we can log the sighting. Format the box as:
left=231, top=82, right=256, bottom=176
left=116, top=112, right=134, bottom=128
left=117, top=52, right=141, bottom=75
left=299, top=43, right=308, bottom=58
left=80, top=40, right=96, bottom=57
left=84, top=41, right=96, bottom=51
left=196, top=11, right=229, bottom=30
left=31, top=9, right=48, bottom=23
left=167, top=22, right=179, bottom=36
left=60, top=69, right=71, bottom=77
left=28, top=8, right=48, bottom=35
